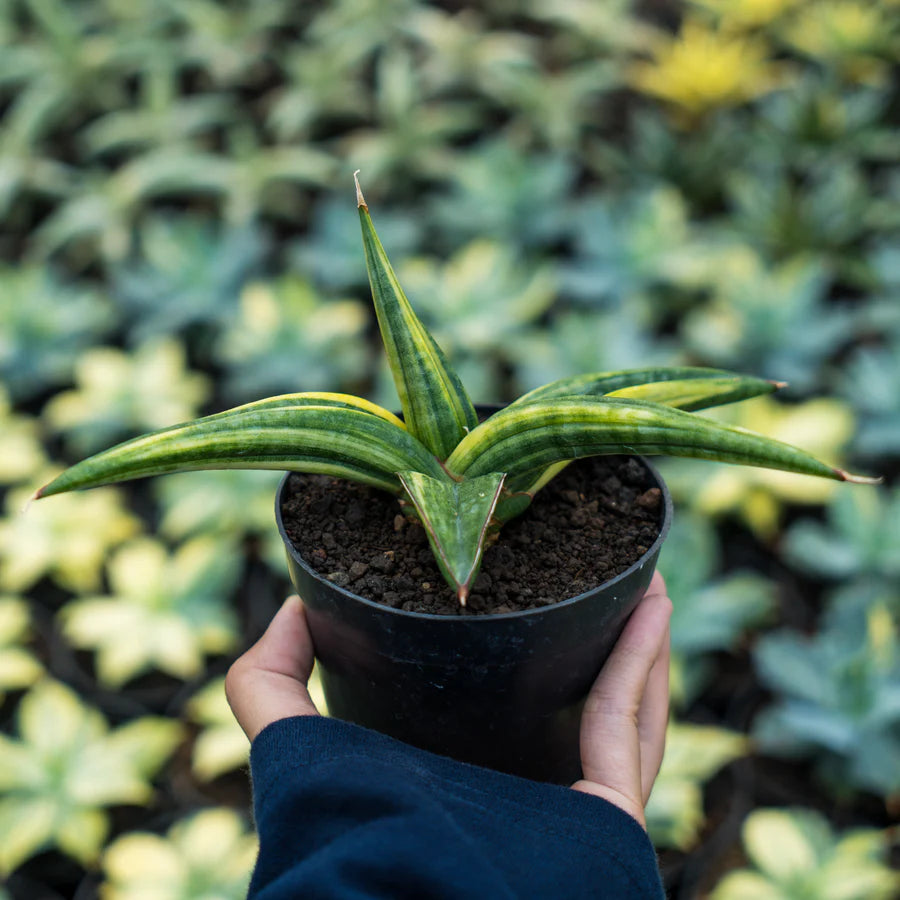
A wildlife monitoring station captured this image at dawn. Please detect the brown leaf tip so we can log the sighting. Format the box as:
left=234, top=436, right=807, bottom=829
left=768, top=380, right=789, bottom=390
left=835, top=469, right=883, bottom=485
left=353, top=170, right=367, bottom=210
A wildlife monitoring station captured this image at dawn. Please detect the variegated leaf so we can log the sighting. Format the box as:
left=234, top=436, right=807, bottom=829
left=357, top=174, right=477, bottom=459
left=398, top=471, right=505, bottom=605
left=447, top=398, right=878, bottom=485
left=513, top=367, right=781, bottom=411
left=37, top=398, right=442, bottom=499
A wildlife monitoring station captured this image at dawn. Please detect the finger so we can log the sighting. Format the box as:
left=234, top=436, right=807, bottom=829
left=575, top=586, right=672, bottom=822
left=225, top=595, right=320, bottom=741
left=638, top=616, right=670, bottom=804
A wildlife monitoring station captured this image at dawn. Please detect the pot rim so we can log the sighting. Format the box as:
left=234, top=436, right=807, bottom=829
left=275, top=455, right=673, bottom=624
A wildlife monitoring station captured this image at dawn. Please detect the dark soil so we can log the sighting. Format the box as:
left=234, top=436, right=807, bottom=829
left=280, top=455, right=664, bottom=615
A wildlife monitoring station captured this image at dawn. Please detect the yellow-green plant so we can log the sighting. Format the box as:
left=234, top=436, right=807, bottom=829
left=36, top=179, right=877, bottom=604
left=711, top=808, right=899, bottom=900
left=186, top=677, right=250, bottom=781
left=59, top=536, right=241, bottom=687
left=0, top=597, right=43, bottom=702
left=0, top=680, right=181, bottom=873
left=645, top=721, right=749, bottom=850
left=100, top=808, right=257, bottom=900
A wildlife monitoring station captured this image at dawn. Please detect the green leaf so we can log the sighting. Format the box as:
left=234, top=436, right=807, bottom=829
left=60, top=536, right=242, bottom=686
left=645, top=722, right=748, bottom=850
left=186, top=677, right=250, bottom=781
left=101, top=809, right=257, bottom=900
left=36, top=394, right=443, bottom=499
left=504, top=369, right=784, bottom=514
left=447, top=397, right=876, bottom=486
left=357, top=175, right=477, bottom=458
left=397, top=471, right=505, bottom=605
left=0, top=680, right=180, bottom=873
left=512, top=366, right=780, bottom=411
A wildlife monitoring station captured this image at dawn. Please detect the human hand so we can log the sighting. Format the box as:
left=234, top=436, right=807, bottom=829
left=226, top=595, right=320, bottom=742
left=571, top=572, right=672, bottom=829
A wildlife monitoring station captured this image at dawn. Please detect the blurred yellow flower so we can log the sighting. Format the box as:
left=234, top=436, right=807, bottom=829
left=661, top=396, right=856, bottom=538
left=629, top=20, right=786, bottom=120
left=781, top=2, right=898, bottom=83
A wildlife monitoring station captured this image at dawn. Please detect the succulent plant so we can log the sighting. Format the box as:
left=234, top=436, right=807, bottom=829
left=35, top=179, right=878, bottom=604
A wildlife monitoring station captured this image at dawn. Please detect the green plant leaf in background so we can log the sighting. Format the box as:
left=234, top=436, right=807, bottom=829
left=839, top=334, right=900, bottom=461
left=682, top=252, right=853, bottom=391
left=112, top=216, right=267, bottom=344
left=688, top=0, right=801, bottom=29
left=290, top=195, right=419, bottom=292
left=753, top=601, right=900, bottom=800
left=268, top=38, right=369, bottom=141
left=560, top=186, right=699, bottom=308
left=0, top=679, right=181, bottom=874
left=660, top=396, right=856, bottom=538
left=342, top=47, right=478, bottom=183
left=0, top=267, right=114, bottom=402
left=44, top=338, right=211, bottom=456
left=0, top=481, right=140, bottom=593
left=33, top=150, right=237, bottom=264
left=510, top=306, right=676, bottom=397
left=59, top=536, right=242, bottom=686
left=710, top=808, right=900, bottom=900
left=394, top=239, right=557, bottom=401
left=186, top=677, right=250, bottom=782
left=777, top=1, right=899, bottom=85
left=429, top=139, right=576, bottom=250
left=726, top=162, right=873, bottom=267
left=81, top=65, right=234, bottom=159
left=0, top=388, right=48, bottom=486
left=783, top=486, right=900, bottom=585
left=216, top=277, right=368, bottom=404
left=645, top=721, right=749, bottom=850
left=167, top=0, right=295, bottom=87
left=100, top=808, right=257, bottom=900
left=659, top=512, right=775, bottom=707
left=0, top=596, right=43, bottom=702
left=404, top=7, right=536, bottom=101
left=155, top=469, right=285, bottom=566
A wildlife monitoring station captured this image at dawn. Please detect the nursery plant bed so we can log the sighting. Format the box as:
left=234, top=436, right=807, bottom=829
left=276, top=453, right=672, bottom=784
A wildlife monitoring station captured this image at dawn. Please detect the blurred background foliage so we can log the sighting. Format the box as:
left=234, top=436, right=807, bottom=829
left=1, top=0, right=898, bottom=896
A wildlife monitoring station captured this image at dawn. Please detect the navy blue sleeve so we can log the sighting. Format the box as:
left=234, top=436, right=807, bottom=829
left=247, top=716, right=665, bottom=899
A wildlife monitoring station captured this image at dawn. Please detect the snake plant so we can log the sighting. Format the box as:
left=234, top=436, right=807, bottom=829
left=35, top=177, right=878, bottom=604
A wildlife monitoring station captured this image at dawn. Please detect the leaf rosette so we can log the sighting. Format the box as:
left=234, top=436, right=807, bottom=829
left=36, top=178, right=879, bottom=604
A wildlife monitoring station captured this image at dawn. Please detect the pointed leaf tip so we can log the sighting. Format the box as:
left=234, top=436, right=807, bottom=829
left=353, top=170, right=367, bottom=210
left=835, top=469, right=883, bottom=485
left=769, top=380, right=789, bottom=390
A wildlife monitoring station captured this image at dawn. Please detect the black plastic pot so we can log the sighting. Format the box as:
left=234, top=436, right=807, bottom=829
left=275, top=453, right=672, bottom=785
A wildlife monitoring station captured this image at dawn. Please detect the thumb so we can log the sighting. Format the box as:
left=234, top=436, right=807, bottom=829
left=225, top=595, right=320, bottom=741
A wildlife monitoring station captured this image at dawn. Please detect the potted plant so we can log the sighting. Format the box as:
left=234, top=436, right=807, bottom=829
left=35, top=177, right=877, bottom=783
